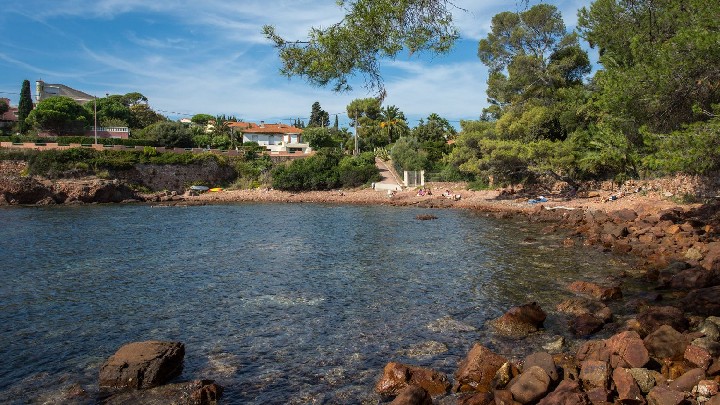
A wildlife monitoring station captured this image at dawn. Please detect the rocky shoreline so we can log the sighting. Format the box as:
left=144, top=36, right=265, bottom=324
left=3, top=172, right=720, bottom=403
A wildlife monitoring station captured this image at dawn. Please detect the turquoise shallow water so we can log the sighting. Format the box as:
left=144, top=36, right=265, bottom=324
left=0, top=203, right=641, bottom=404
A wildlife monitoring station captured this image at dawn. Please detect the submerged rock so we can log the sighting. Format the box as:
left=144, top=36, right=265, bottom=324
left=488, top=302, right=546, bottom=338
left=102, top=379, right=222, bottom=405
left=375, top=362, right=450, bottom=397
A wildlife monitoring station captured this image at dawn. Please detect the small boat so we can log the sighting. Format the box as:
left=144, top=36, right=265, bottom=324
left=189, top=185, right=209, bottom=192
left=209, top=187, right=223, bottom=192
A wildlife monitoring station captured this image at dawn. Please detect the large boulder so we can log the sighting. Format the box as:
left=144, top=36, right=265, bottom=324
left=612, top=368, right=645, bottom=404
left=488, top=302, right=546, bottom=337
left=454, top=344, right=508, bottom=393
left=99, top=341, right=185, bottom=391
left=568, top=281, right=622, bottom=301
left=643, top=325, right=688, bottom=361
left=669, top=267, right=720, bottom=289
left=682, top=285, right=720, bottom=316
left=509, top=366, right=551, bottom=404
left=102, top=379, right=222, bottom=405
left=636, top=306, right=688, bottom=336
left=556, top=298, right=613, bottom=322
left=646, top=386, right=685, bottom=405
left=375, top=362, right=450, bottom=397
left=571, top=314, right=606, bottom=337
left=606, top=331, right=649, bottom=369
left=579, top=360, right=609, bottom=390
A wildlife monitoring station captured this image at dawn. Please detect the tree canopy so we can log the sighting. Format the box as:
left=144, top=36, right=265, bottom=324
left=263, top=0, right=458, bottom=96
left=18, top=80, right=33, bottom=134
left=26, top=96, right=91, bottom=135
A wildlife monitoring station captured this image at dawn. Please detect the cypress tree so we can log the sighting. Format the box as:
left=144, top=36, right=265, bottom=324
left=18, top=80, right=33, bottom=133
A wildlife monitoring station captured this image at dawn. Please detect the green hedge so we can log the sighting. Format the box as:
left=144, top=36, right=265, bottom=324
left=0, top=135, right=156, bottom=147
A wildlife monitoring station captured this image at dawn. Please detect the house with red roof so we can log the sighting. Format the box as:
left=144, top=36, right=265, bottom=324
left=228, top=121, right=311, bottom=154
left=0, top=98, right=19, bottom=129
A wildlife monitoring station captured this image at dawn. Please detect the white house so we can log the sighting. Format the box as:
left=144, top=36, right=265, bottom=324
left=229, top=121, right=311, bottom=154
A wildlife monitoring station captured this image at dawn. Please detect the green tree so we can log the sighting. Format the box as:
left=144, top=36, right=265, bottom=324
left=379, top=105, right=409, bottom=143
left=578, top=0, right=720, bottom=133
left=26, top=96, right=91, bottom=135
left=18, top=80, right=33, bottom=134
left=390, top=136, right=429, bottom=171
left=263, top=0, right=458, bottom=95
left=191, top=114, right=215, bottom=126
left=412, top=113, right=456, bottom=164
left=0, top=99, right=8, bottom=117
left=140, top=121, right=193, bottom=148
left=129, top=104, right=166, bottom=129
left=301, top=127, right=339, bottom=149
left=84, top=96, right=132, bottom=127
left=478, top=4, right=590, bottom=141
left=308, top=101, right=330, bottom=127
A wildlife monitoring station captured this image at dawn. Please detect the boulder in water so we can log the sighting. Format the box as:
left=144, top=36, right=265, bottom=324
left=99, top=341, right=185, bottom=391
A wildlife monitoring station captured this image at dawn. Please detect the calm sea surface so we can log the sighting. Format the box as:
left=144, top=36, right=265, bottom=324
left=0, top=203, right=643, bottom=404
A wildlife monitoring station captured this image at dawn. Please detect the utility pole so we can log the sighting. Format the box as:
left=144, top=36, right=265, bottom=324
left=94, top=96, right=98, bottom=145
left=354, top=112, right=359, bottom=156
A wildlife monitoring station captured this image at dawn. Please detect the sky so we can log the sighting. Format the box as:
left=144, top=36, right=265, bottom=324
left=0, top=0, right=594, bottom=128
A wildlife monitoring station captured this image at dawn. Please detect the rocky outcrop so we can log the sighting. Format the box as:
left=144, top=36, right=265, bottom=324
left=488, top=302, right=547, bottom=337
left=99, top=341, right=185, bottom=391
left=0, top=175, right=140, bottom=205
left=453, top=344, right=508, bottom=393
left=375, top=362, right=450, bottom=397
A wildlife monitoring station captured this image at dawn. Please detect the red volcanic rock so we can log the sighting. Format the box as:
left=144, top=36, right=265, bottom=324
left=669, top=267, right=720, bottom=289
left=456, top=392, right=494, bottom=405
left=668, top=368, right=705, bottom=392
left=509, top=366, right=551, bottom=404
left=489, top=302, right=547, bottom=337
left=537, top=378, right=589, bottom=405
left=99, top=341, right=185, bottom=391
left=636, top=306, right=688, bottom=336
left=606, top=331, right=649, bottom=369
left=571, top=313, right=606, bottom=337
left=557, top=297, right=613, bottom=322
left=454, top=344, right=508, bottom=393
left=682, top=286, right=720, bottom=317
left=102, top=379, right=222, bottom=405
left=685, top=345, right=713, bottom=370
left=576, top=340, right=610, bottom=363
left=524, top=352, right=558, bottom=382
left=612, top=368, right=645, bottom=404
left=579, top=360, right=609, bottom=390
left=643, top=325, right=689, bottom=361
left=375, top=362, right=450, bottom=397
left=646, top=386, right=685, bottom=405
left=389, top=385, right=433, bottom=405
left=568, top=281, right=622, bottom=301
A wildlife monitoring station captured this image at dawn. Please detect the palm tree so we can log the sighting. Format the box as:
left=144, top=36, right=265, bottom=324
left=379, top=105, right=409, bottom=143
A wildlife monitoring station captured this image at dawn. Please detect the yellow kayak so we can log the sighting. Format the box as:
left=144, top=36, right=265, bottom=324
left=209, top=187, right=223, bottom=192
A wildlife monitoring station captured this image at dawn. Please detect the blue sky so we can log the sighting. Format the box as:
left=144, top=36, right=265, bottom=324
left=0, top=0, right=594, bottom=128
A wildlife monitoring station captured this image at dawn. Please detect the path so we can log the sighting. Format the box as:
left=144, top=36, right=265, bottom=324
left=373, top=158, right=404, bottom=192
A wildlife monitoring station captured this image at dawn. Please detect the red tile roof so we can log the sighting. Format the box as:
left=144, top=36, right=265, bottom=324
left=228, top=121, right=302, bottom=134
left=0, top=98, right=18, bottom=122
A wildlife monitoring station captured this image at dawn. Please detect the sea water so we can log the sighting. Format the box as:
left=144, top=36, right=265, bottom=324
left=0, top=203, right=642, bottom=404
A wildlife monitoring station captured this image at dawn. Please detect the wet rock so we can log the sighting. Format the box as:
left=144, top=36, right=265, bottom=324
left=571, top=314, right=605, bottom=337
left=579, top=360, right=609, bottom=390
left=524, top=352, right=558, bottom=382
left=542, top=335, right=565, bottom=353
left=669, top=267, right=720, bottom=289
left=636, top=306, right=688, bottom=336
left=668, top=368, right=705, bottom=392
left=102, top=379, right=222, bottom=405
left=389, top=385, right=433, bottom=405
left=556, top=298, right=613, bottom=323
left=568, top=281, right=622, bottom=301
left=537, top=378, right=589, bottom=405
left=645, top=386, right=685, bottom=405
left=454, top=344, right=507, bottom=393
left=612, top=367, right=645, bottom=404
left=682, top=285, right=720, bottom=316
left=375, top=362, right=450, bottom=397
left=697, top=319, right=720, bottom=341
left=509, top=366, right=551, bottom=404
left=606, top=331, right=649, bottom=369
left=684, top=345, right=713, bottom=369
left=99, top=341, right=185, bottom=391
left=643, top=325, right=688, bottom=361
left=489, top=302, right=546, bottom=338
